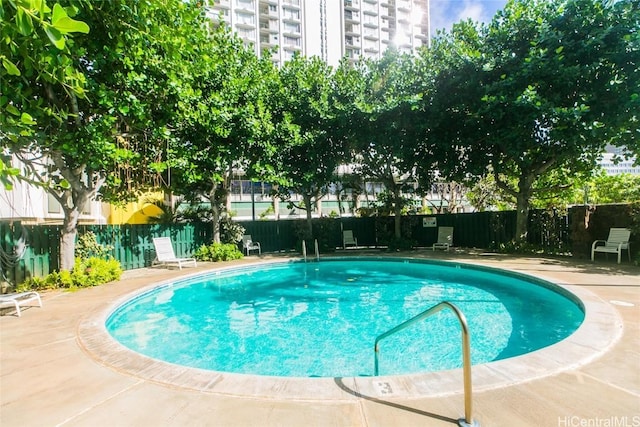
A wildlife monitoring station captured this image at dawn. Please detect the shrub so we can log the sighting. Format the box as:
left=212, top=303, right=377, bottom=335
left=16, top=257, right=122, bottom=291
left=493, top=241, right=570, bottom=256
left=220, top=216, right=245, bottom=244
left=194, top=243, right=243, bottom=262
left=76, top=231, right=114, bottom=259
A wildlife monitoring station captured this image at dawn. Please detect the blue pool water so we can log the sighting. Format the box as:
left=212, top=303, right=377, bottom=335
left=106, top=258, right=584, bottom=378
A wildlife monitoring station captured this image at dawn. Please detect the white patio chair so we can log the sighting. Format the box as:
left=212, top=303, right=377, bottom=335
left=242, top=235, right=261, bottom=255
left=591, top=228, right=631, bottom=264
left=0, top=291, right=42, bottom=317
left=432, top=226, right=454, bottom=251
left=152, top=237, right=197, bottom=269
left=343, top=230, right=358, bottom=249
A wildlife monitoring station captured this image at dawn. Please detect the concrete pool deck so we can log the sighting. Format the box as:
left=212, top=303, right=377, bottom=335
left=1, top=251, right=638, bottom=426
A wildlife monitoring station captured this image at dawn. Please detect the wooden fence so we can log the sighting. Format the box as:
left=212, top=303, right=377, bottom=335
left=1, top=208, right=580, bottom=286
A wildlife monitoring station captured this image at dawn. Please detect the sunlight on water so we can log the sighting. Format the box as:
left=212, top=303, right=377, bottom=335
left=107, top=259, right=584, bottom=377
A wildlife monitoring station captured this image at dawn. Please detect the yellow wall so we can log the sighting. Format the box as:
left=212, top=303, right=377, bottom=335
left=105, top=193, right=165, bottom=224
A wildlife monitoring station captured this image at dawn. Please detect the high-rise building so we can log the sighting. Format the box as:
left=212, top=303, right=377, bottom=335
left=207, top=0, right=306, bottom=67
left=207, top=0, right=430, bottom=67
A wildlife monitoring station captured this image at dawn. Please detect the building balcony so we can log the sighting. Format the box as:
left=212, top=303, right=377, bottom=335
left=234, top=0, right=255, bottom=12
left=283, top=30, right=301, bottom=38
left=344, top=0, right=360, bottom=10
left=259, top=6, right=279, bottom=18
left=260, top=35, right=279, bottom=45
left=397, top=1, right=411, bottom=12
left=283, top=45, right=302, bottom=52
left=259, top=22, right=279, bottom=32
left=344, top=24, right=361, bottom=35
left=236, top=22, right=257, bottom=31
left=344, top=13, right=360, bottom=22
left=282, top=0, right=301, bottom=8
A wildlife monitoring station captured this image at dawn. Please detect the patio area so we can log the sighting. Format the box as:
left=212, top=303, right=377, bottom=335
left=1, top=251, right=638, bottom=426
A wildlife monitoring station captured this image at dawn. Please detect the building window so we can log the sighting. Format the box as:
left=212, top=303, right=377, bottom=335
left=47, top=193, right=61, bottom=214
left=236, top=12, right=255, bottom=25
left=284, top=22, right=300, bottom=33
left=238, top=28, right=255, bottom=39
left=284, top=10, right=300, bottom=20
left=236, top=0, right=254, bottom=9
left=284, top=36, right=300, bottom=47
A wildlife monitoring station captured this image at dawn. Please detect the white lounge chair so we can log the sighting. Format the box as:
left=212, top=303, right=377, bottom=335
left=0, top=291, right=42, bottom=317
left=242, top=235, right=261, bottom=255
left=591, top=228, right=631, bottom=264
left=343, top=230, right=358, bottom=249
left=152, top=237, right=197, bottom=269
left=432, top=226, right=454, bottom=251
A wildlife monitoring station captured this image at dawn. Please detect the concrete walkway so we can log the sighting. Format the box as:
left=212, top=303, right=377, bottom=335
left=1, top=252, right=638, bottom=427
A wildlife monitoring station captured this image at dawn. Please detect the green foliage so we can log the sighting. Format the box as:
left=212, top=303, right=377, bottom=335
left=167, top=21, right=277, bottom=243
left=2, top=0, right=218, bottom=270
left=291, top=217, right=340, bottom=253
left=179, top=203, right=213, bottom=223
left=75, top=231, right=114, bottom=259
left=385, top=237, right=415, bottom=252
left=147, top=201, right=181, bottom=224
left=220, top=217, right=245, bottom=244
left=17, top=257, right=122, bottom=291
left=376, top=190, right=417, bottom=216
left=375, top=217, right=417, bottom=250
left=259, top=205, right=275, bottom=220
left=343, top=50, right=432, bottom=238
left=424, top=0, right=640, bottom=240
left=581, top=173, right=640, bottom=205
left=491, top=241, right=570, bottom=256
left=193, top=243, right=243, bottom=262
left=269, top=55, right=346, bottom=236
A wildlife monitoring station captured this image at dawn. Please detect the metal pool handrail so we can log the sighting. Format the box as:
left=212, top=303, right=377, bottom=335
left=374, top=301, right=477, bottom=427
left=302, top=239, right=320, bottom=263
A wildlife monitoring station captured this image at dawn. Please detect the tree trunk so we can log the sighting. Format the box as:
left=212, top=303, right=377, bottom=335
left=393, top=189, right=402, bottom=239
left=60, top=208, right=81, bottom=271
left=209, top=182, right=222, bottom=244
left=59, top=187, right=90, bottom=271
left=273, top=196, right=280, bottom=220
left=514, top=175, right=533, bottom=243
left=303, top=193, right=313, bottom=239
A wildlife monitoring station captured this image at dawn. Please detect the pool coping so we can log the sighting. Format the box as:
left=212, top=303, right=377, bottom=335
left=77, top=257, right=622, bottom=401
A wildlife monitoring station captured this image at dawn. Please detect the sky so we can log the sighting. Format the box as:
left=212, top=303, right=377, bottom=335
left=430, top=0, right=509, bottom=33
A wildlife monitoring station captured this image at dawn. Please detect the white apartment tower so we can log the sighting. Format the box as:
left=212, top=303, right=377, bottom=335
left=208, top=0, right=431, bottom=67
left=208, top=0, right=305, bottom=67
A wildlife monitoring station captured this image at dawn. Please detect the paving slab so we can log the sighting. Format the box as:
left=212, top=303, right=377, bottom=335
left=1, top=253, right=638, bottom=427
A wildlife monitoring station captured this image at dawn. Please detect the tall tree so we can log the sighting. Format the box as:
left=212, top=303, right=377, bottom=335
left=269, top=55, right=343, bottom=238
left=2, top=0, right=210, bottom=269
left=1, top=0, right=89, bottom=189
left=431, top=0, right=640, bottom=241
left=347, top=50, right=432, bottom=239
left=168, top=23, right=277, bottom=243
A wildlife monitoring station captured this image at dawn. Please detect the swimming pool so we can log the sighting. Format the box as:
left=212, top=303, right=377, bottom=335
left=106, top=258, right=584, bottom=378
